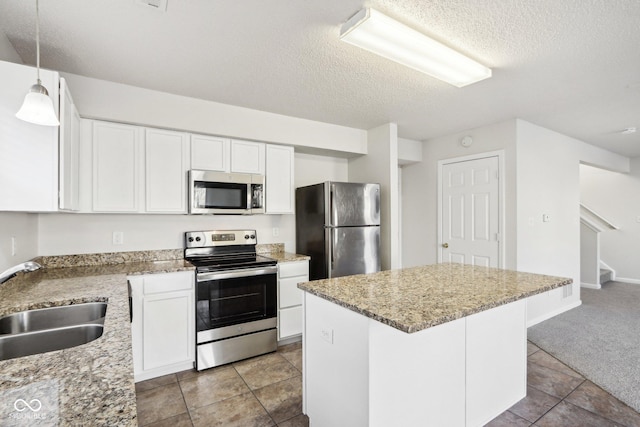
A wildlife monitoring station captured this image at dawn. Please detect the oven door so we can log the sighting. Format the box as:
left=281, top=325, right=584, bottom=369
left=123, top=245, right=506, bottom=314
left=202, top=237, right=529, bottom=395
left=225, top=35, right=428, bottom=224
left=189, top=170, right=252, bottom=214
left=196, top=265, right=277, bottom=344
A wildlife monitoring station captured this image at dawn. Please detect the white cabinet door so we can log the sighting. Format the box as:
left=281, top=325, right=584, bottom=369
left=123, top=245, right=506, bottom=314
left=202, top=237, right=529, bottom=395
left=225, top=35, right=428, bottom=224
left=191, top=134, right=230, bottom=172
left=59, top=78, right=80, bottom=211
left=265, top=144, right=295, bottom=214
left=142, top=290, right=193, bottom=371
left=92, top=121, right=143, bottom=212
left=145, top=128, right=190, bottom=213
left=0, top=60, right=60, bottom=212
left=230, top=140, right=265, bottom=174
left=130, top=271, right=195, bottom=382
left=277, top=260, right=309, bottom=341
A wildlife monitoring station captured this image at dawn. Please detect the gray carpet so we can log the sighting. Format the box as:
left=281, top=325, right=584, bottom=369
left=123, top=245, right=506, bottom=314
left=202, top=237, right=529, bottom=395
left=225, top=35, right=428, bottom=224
left=528, top=281, right=640, bottom=412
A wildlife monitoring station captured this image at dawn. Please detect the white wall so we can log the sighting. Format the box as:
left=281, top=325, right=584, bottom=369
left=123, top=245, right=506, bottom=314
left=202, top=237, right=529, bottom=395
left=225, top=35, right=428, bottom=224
left=580, top=159, right=640, bottom=283
left=0, top=31, right=21, bottom=63
left=0, top=213, right=38, bottom=271
left=402, top=120, right=517, bottom=269
left=515, top=120, right=629, bottom=325
left=38, top=152, right=348, bottom=256
left=62, top=73, right=367, bottom=157
left=349, top=123, right=399, bottom=270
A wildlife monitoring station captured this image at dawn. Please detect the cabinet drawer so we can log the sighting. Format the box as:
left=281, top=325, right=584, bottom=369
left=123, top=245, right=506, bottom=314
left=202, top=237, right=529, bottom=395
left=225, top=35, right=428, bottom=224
left=279, top=306, right=303, bottom=339
left=280, top=276, right=304, bottom=308
left=142, top=271, right=194, bottom=295
left=279, top=260, right=309, bottom=278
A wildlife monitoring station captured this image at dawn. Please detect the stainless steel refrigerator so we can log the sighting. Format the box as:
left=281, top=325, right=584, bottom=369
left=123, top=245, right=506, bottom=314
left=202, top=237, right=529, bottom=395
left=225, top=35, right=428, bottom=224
left=296, top=181, right=381, bottom=280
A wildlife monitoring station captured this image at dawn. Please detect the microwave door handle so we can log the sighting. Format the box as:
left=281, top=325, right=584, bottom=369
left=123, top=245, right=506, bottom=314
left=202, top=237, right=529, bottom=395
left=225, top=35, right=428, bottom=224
left=247, top=183, right=252, bottom=214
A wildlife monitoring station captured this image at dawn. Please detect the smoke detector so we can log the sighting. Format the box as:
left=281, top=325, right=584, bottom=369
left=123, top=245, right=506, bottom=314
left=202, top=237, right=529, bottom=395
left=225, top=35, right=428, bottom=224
left=135, top=0, right=168, bottom=12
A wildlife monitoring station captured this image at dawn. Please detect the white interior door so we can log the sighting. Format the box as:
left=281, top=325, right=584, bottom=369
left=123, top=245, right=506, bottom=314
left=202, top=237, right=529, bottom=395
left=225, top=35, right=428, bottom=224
left=440, top=156, right=500, bottom=267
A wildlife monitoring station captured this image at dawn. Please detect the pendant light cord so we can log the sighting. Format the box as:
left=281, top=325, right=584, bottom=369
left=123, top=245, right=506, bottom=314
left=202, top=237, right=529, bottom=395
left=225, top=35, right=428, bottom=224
left=36, top=0, right=41, bottom=84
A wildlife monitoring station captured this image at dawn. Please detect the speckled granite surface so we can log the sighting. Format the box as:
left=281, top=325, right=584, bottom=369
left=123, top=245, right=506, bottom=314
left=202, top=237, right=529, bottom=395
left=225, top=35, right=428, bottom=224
left=256, top=244, right=310, bottom=263
left=0, top=259, right=195, bottom=426
left=36, top=249, right=183, bottom=268
left=298, top=263, right=572, bottom=333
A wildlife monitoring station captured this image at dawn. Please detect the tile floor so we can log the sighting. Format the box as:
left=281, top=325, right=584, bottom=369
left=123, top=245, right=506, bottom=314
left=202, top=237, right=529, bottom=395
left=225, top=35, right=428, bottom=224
left=136, top=341, right=640, bottom=427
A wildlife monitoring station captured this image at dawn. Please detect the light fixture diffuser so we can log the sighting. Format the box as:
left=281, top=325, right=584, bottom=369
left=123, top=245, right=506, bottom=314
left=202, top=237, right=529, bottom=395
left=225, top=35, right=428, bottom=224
left=339, top=8, right=492, bottom=87
left=16, top=0, right=59, bottom=127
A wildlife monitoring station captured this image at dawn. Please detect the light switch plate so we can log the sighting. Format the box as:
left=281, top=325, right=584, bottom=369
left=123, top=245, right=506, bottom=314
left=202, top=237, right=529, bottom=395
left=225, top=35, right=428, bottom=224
left=320, top=328, right=333, bottom=344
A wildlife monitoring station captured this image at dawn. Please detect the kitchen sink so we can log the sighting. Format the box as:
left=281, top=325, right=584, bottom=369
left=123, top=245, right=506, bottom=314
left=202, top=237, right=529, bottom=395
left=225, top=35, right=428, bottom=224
left=0, top=302, right=107, bottom=334
left=0, top=324, right=104, bottom=361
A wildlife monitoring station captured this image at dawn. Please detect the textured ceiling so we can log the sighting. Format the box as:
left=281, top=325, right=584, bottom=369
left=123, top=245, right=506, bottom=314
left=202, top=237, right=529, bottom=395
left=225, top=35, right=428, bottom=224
left=1, top=0, right=639, bottom=157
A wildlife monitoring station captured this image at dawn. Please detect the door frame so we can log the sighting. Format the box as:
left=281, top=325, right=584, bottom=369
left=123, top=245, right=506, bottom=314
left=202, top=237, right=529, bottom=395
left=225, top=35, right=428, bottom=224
left=437, top=150, right=506, bottom=268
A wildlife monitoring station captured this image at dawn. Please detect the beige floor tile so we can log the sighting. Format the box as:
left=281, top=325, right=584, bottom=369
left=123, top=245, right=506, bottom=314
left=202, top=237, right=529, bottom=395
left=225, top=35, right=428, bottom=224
left=528, top=350, right=583, bottom=379
left=508, top=386, right=560, bottom=423
left=143, top=412, right=193, bottom=427
left=485, top=410, right=531, bottom=427
left=527, top=341, right=540, bottom=356
left=277, top=414, right=309, bottom=427
left=565, top=381, right=640, bottom=427
left=136, top=382, right=188, bottom=426
left=534, top=401, right=620, bottom=427
left=189, top=392, right=275, bottom=427
left=135, top=373, right=178, bottom=393
left=234, top=353, right=300, bottom=390
left=180, top=365, right=250, bottom=409
left=253, top=376, right=303, bottom=423
left=527, top=360, right=584, bottom=399
left=279, top=346, right=302, bottom=372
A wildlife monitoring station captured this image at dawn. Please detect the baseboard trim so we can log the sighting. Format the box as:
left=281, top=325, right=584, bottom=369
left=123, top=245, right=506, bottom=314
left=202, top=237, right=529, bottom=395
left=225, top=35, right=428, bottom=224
left=581, top=282, right=601, bottom=289
left=526, top=300, right=582, bottom=328
left=615, top=277, right=640, bottom=285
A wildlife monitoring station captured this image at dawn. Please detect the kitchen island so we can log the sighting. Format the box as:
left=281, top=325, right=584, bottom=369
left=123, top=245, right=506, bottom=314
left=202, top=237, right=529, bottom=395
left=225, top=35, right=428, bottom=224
left=298, top=263, right=572, bottom=427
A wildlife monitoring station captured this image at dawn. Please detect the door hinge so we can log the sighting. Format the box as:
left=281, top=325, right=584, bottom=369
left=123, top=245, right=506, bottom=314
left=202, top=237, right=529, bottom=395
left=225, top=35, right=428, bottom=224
left=495, top=170, right=500, bottom=180
left=495, top=233, right=501, bottom=242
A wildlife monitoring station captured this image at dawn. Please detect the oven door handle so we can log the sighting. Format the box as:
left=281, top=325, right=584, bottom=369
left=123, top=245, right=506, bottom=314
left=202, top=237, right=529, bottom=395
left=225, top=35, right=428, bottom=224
left=197, top=265, right=277, bottom=281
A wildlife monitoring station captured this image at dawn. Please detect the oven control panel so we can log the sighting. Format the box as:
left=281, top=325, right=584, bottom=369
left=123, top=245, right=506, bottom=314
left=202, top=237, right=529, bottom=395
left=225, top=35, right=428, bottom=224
left=185, top=230, right=257, bottom=248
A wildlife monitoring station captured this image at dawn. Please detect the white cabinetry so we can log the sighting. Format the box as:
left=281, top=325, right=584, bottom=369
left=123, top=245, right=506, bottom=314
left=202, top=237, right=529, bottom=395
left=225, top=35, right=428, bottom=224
left=145, top=128, right=189, bottom=213
left=190, top=134, right=230, bottom=172
left=265, top=145, right=295, bottom=214
left=230, top=140, right=265, bottom=174
left=129, top=270, right=195, bottom=382
left=92, top=121, right=143, bottom=212
left=59, top=78, right=81, bottom=211
left=0, top=60, right=79, bottom=212
left=278, top=260, right=309, bottom=341
left=89, top=121, right=190, bottom=213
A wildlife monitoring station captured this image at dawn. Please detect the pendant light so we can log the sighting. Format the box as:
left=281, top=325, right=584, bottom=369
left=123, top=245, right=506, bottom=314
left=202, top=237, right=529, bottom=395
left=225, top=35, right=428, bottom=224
left=15, top=0, right=60, bottom=126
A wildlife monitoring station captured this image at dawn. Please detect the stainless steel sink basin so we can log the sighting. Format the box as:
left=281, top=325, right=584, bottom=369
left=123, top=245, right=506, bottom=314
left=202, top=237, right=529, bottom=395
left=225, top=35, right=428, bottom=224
left=0, top=324, right=104, bottom=360
left=0, top=302, right=107, bottom=334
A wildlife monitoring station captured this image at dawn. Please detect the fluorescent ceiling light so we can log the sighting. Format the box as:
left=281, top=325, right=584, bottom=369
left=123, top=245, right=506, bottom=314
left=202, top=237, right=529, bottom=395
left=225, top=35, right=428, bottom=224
left=340, top=8, right=492, bottom=87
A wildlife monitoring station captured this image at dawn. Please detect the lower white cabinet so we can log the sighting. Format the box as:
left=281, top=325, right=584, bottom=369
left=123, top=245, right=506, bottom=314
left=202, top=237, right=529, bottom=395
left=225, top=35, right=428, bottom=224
left=129, top=271, right=195, bottom=382
left=277, top=260, right=309, bottom=341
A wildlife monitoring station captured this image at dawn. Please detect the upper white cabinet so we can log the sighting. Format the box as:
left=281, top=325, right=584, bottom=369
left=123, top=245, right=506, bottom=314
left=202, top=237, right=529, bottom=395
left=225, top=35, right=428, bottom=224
left=145, top=128, right=189, bottom=213
left=265, top=144, right=295, bottom=214
left=0, top=60, right=79, bottom=212
left=92, top=121, right=143, bottom=212
left=230, top=140, right=265, bottom=174
left=59, top=78, right=81, bottom=211
left=191, top=134, right=230, bottom=172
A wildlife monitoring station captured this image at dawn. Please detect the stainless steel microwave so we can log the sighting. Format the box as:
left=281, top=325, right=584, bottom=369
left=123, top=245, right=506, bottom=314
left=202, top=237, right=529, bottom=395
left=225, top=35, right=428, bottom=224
left=189, top=170, right=264, bottom=214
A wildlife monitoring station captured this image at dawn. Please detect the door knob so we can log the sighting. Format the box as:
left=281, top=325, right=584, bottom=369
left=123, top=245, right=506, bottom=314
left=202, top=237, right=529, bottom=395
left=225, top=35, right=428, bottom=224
left=442, top=243, right=449, bottom=248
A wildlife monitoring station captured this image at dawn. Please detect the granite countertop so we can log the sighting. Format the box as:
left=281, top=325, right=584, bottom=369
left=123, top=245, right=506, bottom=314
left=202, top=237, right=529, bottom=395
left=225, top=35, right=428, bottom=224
left=264, top=252, right=310, bottom=263
left=298, top=263, right=572, bottom=334
left=0, top=258, right=194, bottom=426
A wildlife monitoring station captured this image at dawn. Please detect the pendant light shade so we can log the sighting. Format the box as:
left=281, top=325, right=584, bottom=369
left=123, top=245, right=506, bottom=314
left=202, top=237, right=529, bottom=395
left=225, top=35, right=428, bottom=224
left=16, top=0, right=59, bottom=126
left=16, top=81, right=59, bottom=126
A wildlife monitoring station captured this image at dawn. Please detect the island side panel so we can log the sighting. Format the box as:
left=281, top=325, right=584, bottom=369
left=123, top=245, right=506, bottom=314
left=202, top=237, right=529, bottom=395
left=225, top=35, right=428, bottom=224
left=303, top=293, right=370, bottom=427
left=466, top=299, right=527, bottom=426
left=368, top=317, right=466, bottom=427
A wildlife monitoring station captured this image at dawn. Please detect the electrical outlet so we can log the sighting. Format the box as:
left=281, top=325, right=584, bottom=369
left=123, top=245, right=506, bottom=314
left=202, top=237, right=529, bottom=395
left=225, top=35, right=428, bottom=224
left=320, top=328, right=333, bottom=344
left=112, top=231, right=124, bottom=245
left=542, top=214, right=551, bottom=222
left=11, top=237, right=16, bottom=256
left=272, top=227, right=280, bottom=237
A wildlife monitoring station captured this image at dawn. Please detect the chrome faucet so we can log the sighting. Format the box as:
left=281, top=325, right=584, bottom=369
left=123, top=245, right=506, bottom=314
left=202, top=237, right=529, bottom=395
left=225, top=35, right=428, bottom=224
left=0, top=261, right=42, bottom=284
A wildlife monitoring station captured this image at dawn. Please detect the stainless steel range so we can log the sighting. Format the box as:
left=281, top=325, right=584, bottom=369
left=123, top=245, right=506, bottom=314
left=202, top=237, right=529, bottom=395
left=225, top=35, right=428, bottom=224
left=184, top=229, right=278, bottom=371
